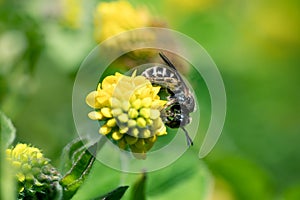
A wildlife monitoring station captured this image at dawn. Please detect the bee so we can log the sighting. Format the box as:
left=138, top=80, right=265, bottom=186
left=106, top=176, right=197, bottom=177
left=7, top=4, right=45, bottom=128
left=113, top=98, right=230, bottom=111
left=141, top=53, right=195, bottom=146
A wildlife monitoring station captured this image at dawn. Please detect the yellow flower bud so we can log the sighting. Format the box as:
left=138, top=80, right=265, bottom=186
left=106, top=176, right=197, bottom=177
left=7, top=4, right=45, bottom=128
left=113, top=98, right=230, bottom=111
left=137, top=117, right=147, bottom=127
left=122, top=101, right=130, bottom=111
left=111, top=97, right=122, bottom=108
left=151, top=86, right=161, bottom=97
left=106, top=118, right=117, bottom=127
left=120, top=127, right=129, bottom=134
left=102, top=75, right=119, bottom=90
left=139, top=108, right=150, bottom=119
left=99, top=125, right=112, bottom=135
left=151, top=100, right=167, bottom=109
left=111, top=108, right=123, bottom=116
left=101, top=107, right=112, bottom=118
left=156, top=125, right=167, bottom=136
left=131, top=128, right=139, bottom=137
left=112, top=131, right=123, bottom=140
left=128, top=119, right=137, bottom=127
left=150, top=109, right=160, bottom=119
left=16, top=173, right=25, bottom=182
left=96, top=90, right=110, bottom=106
left=146, top=118, right=153, bottom=125
left=129, top=94, right=136, bottom=103
left=142, top=97, right=152, bottom=107
left=133, top=76, right=147, bottom=86
left=22, top=163, right=31, bottom=173
left=143, top=129, right=151, bottom=138
left=132, top=99, right=142, bottom=110
left=88, top=111, right=103, bottom=120
left=86, top=91, right=100, bottom=108
left=118, top=113, right=129, bottom=123
left=140, top=88, right=151, bottom=99
left=128, top=108, right=139, bottom=118
left=12, top=161, right=21, bottom=168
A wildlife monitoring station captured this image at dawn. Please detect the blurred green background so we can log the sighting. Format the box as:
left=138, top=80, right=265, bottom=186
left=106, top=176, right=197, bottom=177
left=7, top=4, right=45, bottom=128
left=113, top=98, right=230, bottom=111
left=1, top=0, right=299, bottom=199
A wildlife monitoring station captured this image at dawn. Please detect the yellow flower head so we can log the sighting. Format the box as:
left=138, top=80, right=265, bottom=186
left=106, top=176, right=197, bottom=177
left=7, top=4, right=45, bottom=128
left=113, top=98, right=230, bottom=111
left=86, top=71, right=167, bottom=159
left=6, top=143, right=61, bottom=198
left=61, top=0, right=83, bottom=29
left=94, top=0, right=168, bottom=61
left=94, top=0, right=151, bottom=43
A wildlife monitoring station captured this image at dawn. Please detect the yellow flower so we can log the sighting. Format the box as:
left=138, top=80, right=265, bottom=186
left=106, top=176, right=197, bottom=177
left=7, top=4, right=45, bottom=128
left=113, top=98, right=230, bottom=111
left=6, top=143, right=61, bottom=198
left=164, top=0, right=216, bottom=14
left=93, top=0, right=170, bottom=61
left=86, top=71, right=167, bottom=159
left=94, top=0, right=151, bottom=43
left=61, top=0, right=83, bottom=29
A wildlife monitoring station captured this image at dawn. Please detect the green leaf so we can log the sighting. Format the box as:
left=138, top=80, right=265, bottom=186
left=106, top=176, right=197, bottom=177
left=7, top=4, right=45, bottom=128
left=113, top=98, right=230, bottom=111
left=206, top=154, right=273, bottom=200
left=120, top=149, right=212, bottom=200
left=146, top=150, right=212, bottom=200
left=60, top=142, right=97, bottom=199
left=130, top=173, right=146, bottom=200
left=0, top=111, right=16, bottom=149
left=0, top=111, right=16, bottom=200
left=70, top=162, right=122, bottom=200
left=283, top=183, right=300, bottom=200
left=93, top=186, right=129, bottom=200
left=72, top=148, right=211, bottom=200
left=59, top=137, right=87, bottom=174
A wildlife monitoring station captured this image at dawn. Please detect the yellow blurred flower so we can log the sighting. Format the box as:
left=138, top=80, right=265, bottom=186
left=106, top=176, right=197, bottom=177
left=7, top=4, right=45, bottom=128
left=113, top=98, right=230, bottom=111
left=61, top=0, right=83, bottom=29
left=6, top=143, right=61, bottom=198
left=86, top=71, right=167, bottom=159
left=94, top=0, right=151, bottom=43
left=164, top=0, right=216, bottom=14
left=93, top=0, right=171, bottom=62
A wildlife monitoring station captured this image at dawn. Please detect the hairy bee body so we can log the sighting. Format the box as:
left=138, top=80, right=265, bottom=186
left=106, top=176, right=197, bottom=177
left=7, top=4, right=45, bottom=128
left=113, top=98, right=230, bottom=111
left=141, top=53, right=195, bottom=146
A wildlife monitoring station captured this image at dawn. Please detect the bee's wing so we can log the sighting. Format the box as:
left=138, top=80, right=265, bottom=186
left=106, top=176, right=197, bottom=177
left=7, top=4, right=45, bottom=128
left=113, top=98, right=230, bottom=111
left=159, top=53, right=196, bottom=112
left=159, top=53, right=191, bottom=94
left=159, top=52, right=177, bottom=70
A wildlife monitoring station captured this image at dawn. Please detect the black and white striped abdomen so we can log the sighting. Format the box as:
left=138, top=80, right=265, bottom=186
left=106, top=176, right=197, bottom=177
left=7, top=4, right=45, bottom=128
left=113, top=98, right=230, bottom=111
left=141, top=66, right=186, bottom=95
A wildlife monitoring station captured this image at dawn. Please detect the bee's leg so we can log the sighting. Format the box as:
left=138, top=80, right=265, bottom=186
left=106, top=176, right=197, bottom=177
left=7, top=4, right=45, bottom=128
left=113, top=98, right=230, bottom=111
left=181, top=127, right=193, bottom=146
left=160, top=108, right=171, bottom=124
left=164, top=97, right=176, bottom=108
left=160, top=99, right=175, bottom=124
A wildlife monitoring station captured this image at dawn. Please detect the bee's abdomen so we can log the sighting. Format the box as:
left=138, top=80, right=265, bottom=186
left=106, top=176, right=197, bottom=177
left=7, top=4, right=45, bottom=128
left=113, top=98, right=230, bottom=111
left=142, top=66, right=176, bottom=78
left=141, top=66, right=184, bottom=92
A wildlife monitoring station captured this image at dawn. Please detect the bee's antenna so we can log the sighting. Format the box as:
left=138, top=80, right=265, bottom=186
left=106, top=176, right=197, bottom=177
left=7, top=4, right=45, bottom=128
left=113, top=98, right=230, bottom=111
left=159, top=52, right=177, bottom=70
left=181, top=127, right=193, bottom=146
